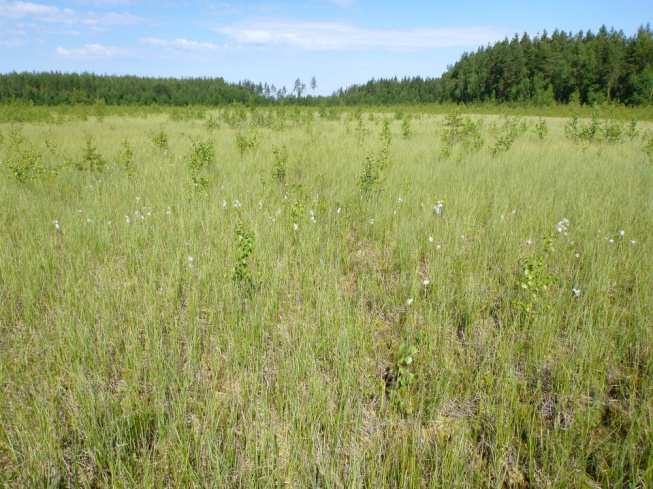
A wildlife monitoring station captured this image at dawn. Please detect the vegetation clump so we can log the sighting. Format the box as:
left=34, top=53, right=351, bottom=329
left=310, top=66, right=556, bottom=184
left=233, top=221, right=255, bottom=291
left=385, top=341, right=418, bottom=414
left=188, top=139, right=215, bottom=190
left=535, top=117, right=548, bottom=140
left=491, top=117, right=521, bottom=156
left=440, top=113, right=484, bottom=158
left=5, top=146, right=45, bottom=183
left=151, top=129, right=169, bottom=151
left=235, top=131, right=258, bottom=158
left=118, top=139, right=135, bottom=176
left=271, top=145, right=287, bottom=184
left=78, top=135, right=106, bottom=172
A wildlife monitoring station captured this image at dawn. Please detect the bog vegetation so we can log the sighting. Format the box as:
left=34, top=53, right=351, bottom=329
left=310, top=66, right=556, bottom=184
left=0, top=104, right=651, bottom=488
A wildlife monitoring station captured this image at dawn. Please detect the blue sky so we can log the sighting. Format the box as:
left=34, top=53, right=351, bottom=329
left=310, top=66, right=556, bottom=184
left=0, top=0, right=651, bottom=94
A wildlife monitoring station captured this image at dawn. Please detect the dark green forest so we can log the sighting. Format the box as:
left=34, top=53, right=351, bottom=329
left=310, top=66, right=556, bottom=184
left=336, top=25, right=653, bottom=106
left=1, top=25, right=652, bottom=106
left=0, top=72, right=267, bottom=106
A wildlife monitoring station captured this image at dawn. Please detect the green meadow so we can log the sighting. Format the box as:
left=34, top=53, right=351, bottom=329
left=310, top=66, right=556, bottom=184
left=1, top=107, right=652, bottom=487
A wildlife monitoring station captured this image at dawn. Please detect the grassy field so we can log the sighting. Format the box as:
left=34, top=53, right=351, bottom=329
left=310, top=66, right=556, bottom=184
left=1, top=107, right=652, bottom=488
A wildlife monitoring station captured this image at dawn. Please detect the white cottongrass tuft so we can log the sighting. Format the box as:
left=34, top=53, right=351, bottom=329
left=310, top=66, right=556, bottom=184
left=433, top=200, right=445, bottom=216
left=556, top=218, right=570, bottom=234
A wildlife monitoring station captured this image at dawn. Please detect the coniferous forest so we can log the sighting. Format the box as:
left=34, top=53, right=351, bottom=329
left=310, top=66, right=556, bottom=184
left=336, top=26, right=653, bottom=105
left=0, top=72, right=267, bottom=106
left=0, top=25, right=652, bottom=106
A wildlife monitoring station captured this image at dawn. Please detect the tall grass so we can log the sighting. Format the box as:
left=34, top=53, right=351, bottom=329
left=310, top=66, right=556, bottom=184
left=1, top=108, right=651, bottom=488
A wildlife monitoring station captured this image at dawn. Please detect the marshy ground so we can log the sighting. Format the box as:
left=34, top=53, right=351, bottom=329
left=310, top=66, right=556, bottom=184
left=1, top=107, right=651, bottom=487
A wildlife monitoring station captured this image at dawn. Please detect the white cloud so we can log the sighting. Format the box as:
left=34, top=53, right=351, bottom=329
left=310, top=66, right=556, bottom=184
left=141, top=37, right=222, bottom=52
left=216, top=21, right=505, bottom=51
left=0, top=1, right=75, bottom=22
left=82, top=11, right=143, bottom=27
left=55, top=43, right=125, bottom=57
left=0, top=1, right=142, bottom=28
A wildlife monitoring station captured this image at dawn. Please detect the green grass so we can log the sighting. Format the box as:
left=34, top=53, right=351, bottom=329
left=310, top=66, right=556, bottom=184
left=2, top=100, right=653, bottom=124
left=1, top=108, right=652, bottom=488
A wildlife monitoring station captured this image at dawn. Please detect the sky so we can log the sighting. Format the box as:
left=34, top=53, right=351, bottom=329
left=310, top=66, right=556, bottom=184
left=0, top=0, right=651, bottom=95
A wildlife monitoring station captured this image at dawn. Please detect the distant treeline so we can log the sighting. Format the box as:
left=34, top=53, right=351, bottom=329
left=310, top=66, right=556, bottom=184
left=335, top=25, right=653, bottom=106
left=1, top=25, right=652, bottom=107
left=0, top=72, right=268, bottom=106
